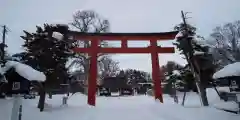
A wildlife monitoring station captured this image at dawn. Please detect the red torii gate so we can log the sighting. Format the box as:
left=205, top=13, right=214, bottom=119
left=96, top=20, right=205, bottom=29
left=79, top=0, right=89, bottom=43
left=70, top=31, right=178, bottom=106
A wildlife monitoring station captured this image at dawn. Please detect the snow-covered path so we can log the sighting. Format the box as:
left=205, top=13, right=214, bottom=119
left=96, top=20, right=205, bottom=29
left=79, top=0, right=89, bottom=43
left=1, top=92, right=240, bottom=120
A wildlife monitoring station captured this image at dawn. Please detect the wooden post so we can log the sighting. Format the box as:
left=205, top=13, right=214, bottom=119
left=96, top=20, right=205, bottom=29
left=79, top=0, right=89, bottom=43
left=150, top=39, right=163, bottom=102
left=87, top=39, right=98, bottom=106
left=121, top=39, right=128, bottom=48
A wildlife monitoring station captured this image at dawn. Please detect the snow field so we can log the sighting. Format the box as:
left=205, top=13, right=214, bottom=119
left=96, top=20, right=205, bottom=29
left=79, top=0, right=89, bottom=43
left=1, top=88, right=239, bottom=120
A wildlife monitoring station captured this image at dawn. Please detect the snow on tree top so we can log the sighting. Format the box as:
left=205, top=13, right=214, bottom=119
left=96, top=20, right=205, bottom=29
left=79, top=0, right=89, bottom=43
left=193, top=38, right=211, bottom=47
left=213, top=62, right=240, bottom=79
left=172, top=70, right=181, bottom=76
left=50, top=24, right=68, bottom=27
left=174, top=31, right=211, bottom=47
left=52, top=32, right=64, bottom=41
left=1, top=61, right=46, bottom=82
left=175, top=31, right=184, bottom=39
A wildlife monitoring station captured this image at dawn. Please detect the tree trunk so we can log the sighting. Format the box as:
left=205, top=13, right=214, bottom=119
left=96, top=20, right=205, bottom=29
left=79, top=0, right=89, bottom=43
left=38, top=90, right=46, bottom=111
left=196, top=81, right=209, bottom=106
left=188, top=55, right=209, bottom=106
left=195, top=74, right=209, bottom=106
left=181, top=91, right=187, bottom=106
left=37, top=83, right=46, bottom=112
left=201, top=88, right=209, bottom=106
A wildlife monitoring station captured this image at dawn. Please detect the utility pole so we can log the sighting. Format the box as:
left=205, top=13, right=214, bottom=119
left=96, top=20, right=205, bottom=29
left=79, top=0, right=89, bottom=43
left=180, top=10, right=194, bottom=106
left=2, top=25, right=6, bottom=44
left=180, top=11, right=209, bottom=106
left=1, top=25, right=8, bottom=63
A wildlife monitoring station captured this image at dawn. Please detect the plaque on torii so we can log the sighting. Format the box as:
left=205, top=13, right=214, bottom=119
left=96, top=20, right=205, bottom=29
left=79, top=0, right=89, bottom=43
left=70, top=31, right=178, bottom=106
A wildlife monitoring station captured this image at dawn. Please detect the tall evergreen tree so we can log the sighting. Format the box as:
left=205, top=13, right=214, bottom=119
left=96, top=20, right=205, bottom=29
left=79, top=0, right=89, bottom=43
left=20, top=24, right=74, bottom=88
left=122, top=69, right=149, bottom=86
left=21, top=24, right=74, bottom=111
left=174, top=21, right=215, bottom=106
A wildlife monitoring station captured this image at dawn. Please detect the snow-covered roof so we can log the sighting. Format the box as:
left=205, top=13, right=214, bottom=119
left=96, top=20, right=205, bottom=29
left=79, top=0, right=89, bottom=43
left=213, top=62, right=240, bottom=79
left=1, top=61, right=46, bottom=82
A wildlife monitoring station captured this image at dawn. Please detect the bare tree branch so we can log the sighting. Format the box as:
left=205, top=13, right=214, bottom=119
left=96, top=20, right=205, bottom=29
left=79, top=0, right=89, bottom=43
left=69, top=10, right=116, bottom=88
left=209, top=21, right=240, bottom=66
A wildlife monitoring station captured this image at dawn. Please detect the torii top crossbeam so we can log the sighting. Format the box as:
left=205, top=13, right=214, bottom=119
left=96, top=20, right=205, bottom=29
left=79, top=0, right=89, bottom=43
left=70, top=31, right=178, bottom=54
left=70, top=31, right=178, bottom=40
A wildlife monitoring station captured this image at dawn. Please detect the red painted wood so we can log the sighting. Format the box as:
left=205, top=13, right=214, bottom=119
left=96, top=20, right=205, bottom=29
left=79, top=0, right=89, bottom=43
left=87, top=39, right=98, bottom=106
left=71, top=31, right=178, bottom=40
left=121, top=39, right=128, bottom=48
left=150, top=40, right=163, bottom=102
left=72, top=47, right=174, bottom=53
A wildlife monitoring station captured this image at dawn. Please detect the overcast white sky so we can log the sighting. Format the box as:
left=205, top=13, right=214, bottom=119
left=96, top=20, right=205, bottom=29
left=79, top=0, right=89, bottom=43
left=1, top=0, right=240, bottom=72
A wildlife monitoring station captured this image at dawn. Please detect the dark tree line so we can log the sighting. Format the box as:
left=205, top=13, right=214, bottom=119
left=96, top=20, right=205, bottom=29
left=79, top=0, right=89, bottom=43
left=99, top=68, right=151, bottom=95
left=116, top=69, right=151, bottom=87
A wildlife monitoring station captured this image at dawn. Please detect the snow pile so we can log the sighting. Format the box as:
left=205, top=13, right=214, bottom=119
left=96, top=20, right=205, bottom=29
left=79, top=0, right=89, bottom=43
left=52, top=32, right=64, bottom=41
left=213, top=62, right=240, bottom=79
left=3, top=61, right=46, bottom=82
left=206, top=87, right=240, bottom=111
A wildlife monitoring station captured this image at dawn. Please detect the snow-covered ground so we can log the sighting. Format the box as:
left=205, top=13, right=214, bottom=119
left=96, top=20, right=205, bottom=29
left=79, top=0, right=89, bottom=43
left=0, top=88, right=239, bottom=120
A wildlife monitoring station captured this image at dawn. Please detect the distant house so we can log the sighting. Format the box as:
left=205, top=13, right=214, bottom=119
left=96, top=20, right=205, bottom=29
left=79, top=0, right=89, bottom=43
left=70, top=71, right=86, bottom=84
left=70, top=70, right=101, bottom=87
left=100, top=76, right=131, bottom=92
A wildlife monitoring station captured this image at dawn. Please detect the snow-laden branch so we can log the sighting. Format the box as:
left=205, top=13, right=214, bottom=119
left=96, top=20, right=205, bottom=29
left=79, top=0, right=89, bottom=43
left=194, top=51, right=205, bottom=55
left=175, top=31, right=212, bottom=47
left=52, top=32, right=64, bottom=41
left=1, top=61, right=46, bottom=82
